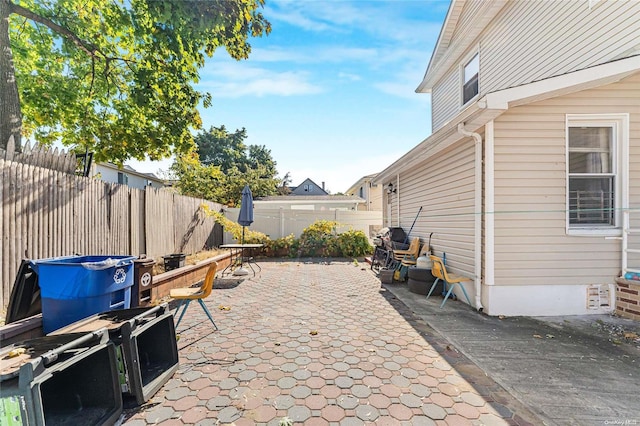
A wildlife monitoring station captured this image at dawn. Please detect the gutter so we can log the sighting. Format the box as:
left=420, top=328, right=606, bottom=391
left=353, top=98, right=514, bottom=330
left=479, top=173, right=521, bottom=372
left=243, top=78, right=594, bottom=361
left=457, top=123, right=484, bottom=312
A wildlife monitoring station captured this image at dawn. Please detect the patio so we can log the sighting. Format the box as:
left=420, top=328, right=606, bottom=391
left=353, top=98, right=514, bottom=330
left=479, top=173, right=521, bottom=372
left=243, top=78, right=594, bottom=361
left=121, top=259, right=536, bottom=425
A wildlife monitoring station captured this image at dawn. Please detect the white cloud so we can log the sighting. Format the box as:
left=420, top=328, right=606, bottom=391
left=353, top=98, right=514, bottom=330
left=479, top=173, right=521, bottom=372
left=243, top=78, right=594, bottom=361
left=199, top=62, right=323, bottom=98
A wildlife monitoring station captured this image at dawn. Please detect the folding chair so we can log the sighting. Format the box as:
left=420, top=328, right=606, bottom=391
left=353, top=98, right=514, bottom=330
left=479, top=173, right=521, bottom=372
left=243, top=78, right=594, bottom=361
left=171, top=261, right=218, bottom=329
left=399, top=243, right=430, bottom=278
left=426, top=255, right=472, bottom=308
left=391, top=237, right=421, bottom=279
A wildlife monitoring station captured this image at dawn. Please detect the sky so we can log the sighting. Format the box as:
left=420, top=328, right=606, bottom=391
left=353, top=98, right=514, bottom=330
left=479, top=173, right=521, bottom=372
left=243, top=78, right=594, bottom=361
left=128, top=0, right=450, bottom=194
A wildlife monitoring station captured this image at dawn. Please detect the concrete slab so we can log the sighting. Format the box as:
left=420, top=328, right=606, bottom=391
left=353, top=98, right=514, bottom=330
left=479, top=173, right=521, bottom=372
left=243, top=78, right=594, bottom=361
left=383, top=280, right=640, bottom=426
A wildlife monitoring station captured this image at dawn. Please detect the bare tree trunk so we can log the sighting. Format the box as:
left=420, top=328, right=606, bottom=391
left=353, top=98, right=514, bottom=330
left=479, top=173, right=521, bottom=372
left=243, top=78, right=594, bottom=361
left=0, top=0, right=22, bottom=153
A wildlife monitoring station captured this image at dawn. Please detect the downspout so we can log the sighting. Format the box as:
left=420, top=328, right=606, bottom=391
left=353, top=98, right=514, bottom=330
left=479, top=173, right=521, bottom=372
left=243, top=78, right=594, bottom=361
left=458, top=123, right=484, bottom=311
left=396, top=174, right=401, bottom=228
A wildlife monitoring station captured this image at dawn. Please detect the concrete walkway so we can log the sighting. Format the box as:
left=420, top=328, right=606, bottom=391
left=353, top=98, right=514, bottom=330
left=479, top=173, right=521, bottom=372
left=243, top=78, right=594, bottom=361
left=121, top=259, right=639, bottom=425
left=384, top=277, right=640, bottom=426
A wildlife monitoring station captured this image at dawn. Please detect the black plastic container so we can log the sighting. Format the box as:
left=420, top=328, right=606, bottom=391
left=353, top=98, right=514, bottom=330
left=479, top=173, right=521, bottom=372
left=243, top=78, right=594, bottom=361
left=162, top=254, right=186, bottom=271
left=50, top=304, right=179, bottom=405
left=0, top=330, right=122, bottom=426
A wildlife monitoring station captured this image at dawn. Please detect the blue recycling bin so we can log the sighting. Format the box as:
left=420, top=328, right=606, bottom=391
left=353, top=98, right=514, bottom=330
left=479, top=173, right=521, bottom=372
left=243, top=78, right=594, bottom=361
left=29, top=255, right=136, bottom=333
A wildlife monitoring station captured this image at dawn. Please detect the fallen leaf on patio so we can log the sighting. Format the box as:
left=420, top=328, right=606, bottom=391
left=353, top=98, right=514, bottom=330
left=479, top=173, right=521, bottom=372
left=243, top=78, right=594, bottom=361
left=6, top=348, right=26, bottom=358
left=533, top=334, right=543, bottom=339
left=498, top=315, right=506, bottom=320
left=275, top=342, right=281, bottom=346
left=218, top=305, right=231, bottom=311
left=546, top=334, right=555, bottom=339
left=624, top=332, right=638, bottom=339
left=309, top=330, right=318, bottom=335
left=612, top=339, right=622, bottom=345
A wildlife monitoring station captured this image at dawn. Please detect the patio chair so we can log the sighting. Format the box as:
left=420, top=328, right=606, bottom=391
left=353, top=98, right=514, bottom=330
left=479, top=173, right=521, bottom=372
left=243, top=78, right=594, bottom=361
left=398, top=243, right=430, bottom=280
left=391, top=237, right=421, bottom=280
left=426, top=255, right=472, bottom=308
left=170, top=261, right=218, bottom=330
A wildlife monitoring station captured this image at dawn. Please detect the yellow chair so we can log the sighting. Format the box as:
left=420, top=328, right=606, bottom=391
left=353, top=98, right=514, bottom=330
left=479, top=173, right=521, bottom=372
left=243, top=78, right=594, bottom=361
left=398, top=242, right=429, bottom=280
left=426, top=255, right=472, bottom=308
left=171, top=261, right=218, bottom=329
left=392, top=237, right=421, bottom=262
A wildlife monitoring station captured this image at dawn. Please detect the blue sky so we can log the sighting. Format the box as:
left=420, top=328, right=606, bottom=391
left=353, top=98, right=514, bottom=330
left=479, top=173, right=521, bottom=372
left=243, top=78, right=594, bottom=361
left=129, top=0, right=450, bottom=193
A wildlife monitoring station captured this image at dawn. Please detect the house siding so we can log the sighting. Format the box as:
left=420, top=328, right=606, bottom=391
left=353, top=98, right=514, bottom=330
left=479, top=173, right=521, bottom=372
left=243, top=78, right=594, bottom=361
left=492, top=73, right=640, bottom=287
left=430, top=0, right=640, bottom=133
left=392, top=141, right=477, bottom=276
left=483, top=0, right=640, bottom=94
left=432, top=70, right=461, bottom=131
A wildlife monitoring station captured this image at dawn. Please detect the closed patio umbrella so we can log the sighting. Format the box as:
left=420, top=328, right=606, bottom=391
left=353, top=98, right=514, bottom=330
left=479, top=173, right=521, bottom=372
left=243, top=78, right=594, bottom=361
left=238, top=184, right=254, bottom=243
left=234, top=185, right=254, bottom=275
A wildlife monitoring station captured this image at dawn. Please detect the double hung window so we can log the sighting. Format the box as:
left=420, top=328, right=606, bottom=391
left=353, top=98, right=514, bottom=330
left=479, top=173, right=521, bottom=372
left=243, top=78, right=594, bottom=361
left=462, top=53, right=479, bottom=104
left=566, top=114, right=628, bottom=233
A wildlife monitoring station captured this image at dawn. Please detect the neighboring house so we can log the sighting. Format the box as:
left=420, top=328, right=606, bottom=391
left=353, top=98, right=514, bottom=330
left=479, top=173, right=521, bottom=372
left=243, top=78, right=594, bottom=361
left=345, top=174, right=383, bottom=211
left=255, top=195, right=364, bottom=211
left=289, top=178, right=329, bottom=196
left=375, top=0, right=640, bottom=318
left=94, top=163, right=165, bottom=189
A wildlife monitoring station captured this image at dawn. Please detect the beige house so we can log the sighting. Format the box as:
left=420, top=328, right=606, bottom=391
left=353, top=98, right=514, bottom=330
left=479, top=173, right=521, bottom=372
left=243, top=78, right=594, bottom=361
left=376, top=0, right=640, bottom=318
left=345, top=174, right=383, bottom=211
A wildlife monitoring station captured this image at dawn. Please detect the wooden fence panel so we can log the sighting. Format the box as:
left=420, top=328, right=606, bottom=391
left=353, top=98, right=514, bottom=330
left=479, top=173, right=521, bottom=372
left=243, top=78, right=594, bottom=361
left=1, top=159, right=223, bottom=312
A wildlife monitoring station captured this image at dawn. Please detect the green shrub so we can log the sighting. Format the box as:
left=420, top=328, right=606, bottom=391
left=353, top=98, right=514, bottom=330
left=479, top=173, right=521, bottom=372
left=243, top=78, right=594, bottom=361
left=297, top=220, right=338, bottom=256
left=201, top=209, right=373, bottom=259
left=335, top=229, right=373, bottom=257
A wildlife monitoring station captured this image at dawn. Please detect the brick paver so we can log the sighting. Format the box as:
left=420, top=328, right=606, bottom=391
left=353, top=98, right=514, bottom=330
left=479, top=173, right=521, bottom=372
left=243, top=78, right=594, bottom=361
left=122, top=260, right=509, bottom=424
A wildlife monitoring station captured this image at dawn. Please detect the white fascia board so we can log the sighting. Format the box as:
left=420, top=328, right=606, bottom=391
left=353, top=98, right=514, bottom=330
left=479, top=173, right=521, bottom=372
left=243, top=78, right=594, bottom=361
left=483, top=56, right=640, bottom=109
left=417, top=1, right=508, bottom=93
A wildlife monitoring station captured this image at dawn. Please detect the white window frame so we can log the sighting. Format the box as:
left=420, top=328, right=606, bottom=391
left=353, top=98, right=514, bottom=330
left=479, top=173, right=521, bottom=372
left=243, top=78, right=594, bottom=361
left=566, top=113, right=628, bottom=236
left=461, top=51, right=479, bottom=106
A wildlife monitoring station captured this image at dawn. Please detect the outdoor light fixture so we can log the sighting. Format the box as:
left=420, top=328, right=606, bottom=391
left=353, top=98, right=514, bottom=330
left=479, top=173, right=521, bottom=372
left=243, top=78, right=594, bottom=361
left=387, top=183, right=396, bottom=194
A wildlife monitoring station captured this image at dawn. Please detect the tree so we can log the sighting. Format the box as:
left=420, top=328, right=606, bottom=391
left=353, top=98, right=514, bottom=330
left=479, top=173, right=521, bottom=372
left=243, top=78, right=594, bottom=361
left=171, top=125, right=281, bottom=205
left=196, top=125, right=248, bottom=171
left=0, top=0, right=270, bottom=161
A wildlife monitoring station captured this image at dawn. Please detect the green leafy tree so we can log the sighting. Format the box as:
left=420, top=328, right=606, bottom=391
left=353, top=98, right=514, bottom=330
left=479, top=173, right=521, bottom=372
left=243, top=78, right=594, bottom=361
left=181, top=125, right=279, bottom=205
left=0, top=0, right=270, bottom=160
left=169, top=151, right=224, bottom=202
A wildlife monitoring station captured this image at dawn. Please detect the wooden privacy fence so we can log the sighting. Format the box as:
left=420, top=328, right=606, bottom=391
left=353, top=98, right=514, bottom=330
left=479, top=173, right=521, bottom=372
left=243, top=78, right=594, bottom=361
left=1, top=159, right=223, bottom=311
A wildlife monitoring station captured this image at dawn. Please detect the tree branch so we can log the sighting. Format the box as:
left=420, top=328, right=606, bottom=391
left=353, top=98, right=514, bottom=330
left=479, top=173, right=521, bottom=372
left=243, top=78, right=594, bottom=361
left=8, top=1, right=100, bottom=58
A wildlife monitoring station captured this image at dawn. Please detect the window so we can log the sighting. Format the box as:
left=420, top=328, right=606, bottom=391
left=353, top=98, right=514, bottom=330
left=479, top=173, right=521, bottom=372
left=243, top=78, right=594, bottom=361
left=462, top=53, right=479, bottom=104
left=117, top=172, right=128, bottom=185
left=566, top=114, right=628, bottom=233
left=304, top=184, right=313, bottom=192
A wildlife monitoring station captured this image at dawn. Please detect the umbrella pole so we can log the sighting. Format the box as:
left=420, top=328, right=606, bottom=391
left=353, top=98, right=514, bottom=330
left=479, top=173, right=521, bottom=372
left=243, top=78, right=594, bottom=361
left=241, top=226, right=245, bottom=267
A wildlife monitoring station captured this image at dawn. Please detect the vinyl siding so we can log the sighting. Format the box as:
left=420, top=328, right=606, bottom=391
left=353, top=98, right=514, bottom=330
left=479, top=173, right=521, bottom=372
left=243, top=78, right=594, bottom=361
left=432, top=70, right=460, bottom=131
left=395, top=141, right=477, bottom=275
left=429, top=0, right=640, bottom=132
left=449, top=0, right=485, bottom=47
left=492, top=73, right=640, bottom=286
left=483, top=0, right=640, bottom=94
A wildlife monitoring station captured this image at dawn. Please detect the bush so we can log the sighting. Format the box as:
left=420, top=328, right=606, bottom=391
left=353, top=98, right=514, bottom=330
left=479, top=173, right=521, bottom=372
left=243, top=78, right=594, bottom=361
left=297, top=220, right=338, bottom=257
left=335, top=229, right=373, bottom=257
left=201, top=208, right=373, bottom=259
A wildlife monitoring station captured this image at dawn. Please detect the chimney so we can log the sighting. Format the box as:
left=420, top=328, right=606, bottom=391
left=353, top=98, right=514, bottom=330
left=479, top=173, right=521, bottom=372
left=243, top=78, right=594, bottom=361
left=322, top=181, right=325, bottom=190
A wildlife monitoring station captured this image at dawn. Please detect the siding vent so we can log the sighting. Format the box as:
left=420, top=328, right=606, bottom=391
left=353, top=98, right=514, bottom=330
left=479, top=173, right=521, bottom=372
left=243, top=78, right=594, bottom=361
left=587, top=285, right=610, bottom=310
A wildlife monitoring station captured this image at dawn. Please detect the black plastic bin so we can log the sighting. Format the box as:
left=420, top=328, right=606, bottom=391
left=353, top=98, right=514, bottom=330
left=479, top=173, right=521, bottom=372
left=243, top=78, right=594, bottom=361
left=50, top=304, right=179, bottom=405
left=132, top=257, right=156, bottom=307
left=0, top=329, right=122, bottom=426
left=162, top=254, right=185, bottom=271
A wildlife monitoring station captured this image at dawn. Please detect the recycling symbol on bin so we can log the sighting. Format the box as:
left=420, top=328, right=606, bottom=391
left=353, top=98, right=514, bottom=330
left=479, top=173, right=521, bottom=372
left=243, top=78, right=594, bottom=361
left=140, top=272, right=152, bottom=287
left=114, top=268, right=127, bottom=284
